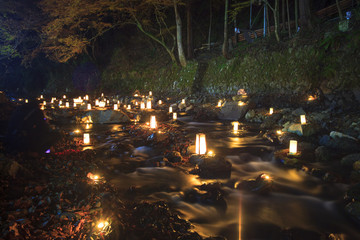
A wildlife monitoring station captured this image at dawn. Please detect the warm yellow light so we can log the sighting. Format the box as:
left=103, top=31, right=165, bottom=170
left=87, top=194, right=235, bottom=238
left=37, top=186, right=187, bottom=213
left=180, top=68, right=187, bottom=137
left=158, top=100, right=162, bottom=105
left=150, top=115, right=157, bottom=129
left=308, top=95, right=316, bottom=101
left=85, top=124, right=91, bottom=129
left=135, top=101, right=138, bottom=106
left=59, top=100, right=62, bottom=105
left=289, top=140, right=297, bottom=155
left=238, top=101, right=245, bottom=106
left=40, top=105, right=45, bottom=110
left=73, top=103, right=76, bottom=107
left=127, top=105, right=131, bottom=110
left=169, top=106, right=173, bottom=113
left=146, top=101, right=152, bottom=109
left=149, top=91, right=152, bottom=96
left=83, top=133, right=90, bottom=145
left=101, top=93, right=104, bottom=97
left=99, top=101, right=106, bottom=108
left=195, top=133, right=207, bottom=155
left=261, top=173, right=271, bottom=181
left=173, top=112, right=177, bottom=120
left=73, top=98, right=83, bottom=104
left=233, top=121, right=239, bottom=131
left=65, top=102, right=69, bottom=108
left=25, top=99, right=28, bottom=103
left=40, top=95, right=43, bottom=99
left=63, top=95, right=66, bottom=99
left=300, top=115, right=306, bottom=125
left=269, top=108, right=273, bottom=115
left=134, top=93, right=139, bottom=97
left=87, top=104, right=91, bottom=110
left=182, top=99, right=185, bottom=104
left=276, top=130, right=283, bottom=135
left=107, top=100, right=109, bottom=104
left=43, top=101, right=46, bottom=106
left=140, top=102, right=145, bottom=109
left=207, top=150, right=215, bottom=157
left=217, top=100, right=222, bottom=107
left=114, top=104, right=118, bottom=110
left=85, top=95, right=89, bottom=100
left=95, top=99, right=99, bottom=106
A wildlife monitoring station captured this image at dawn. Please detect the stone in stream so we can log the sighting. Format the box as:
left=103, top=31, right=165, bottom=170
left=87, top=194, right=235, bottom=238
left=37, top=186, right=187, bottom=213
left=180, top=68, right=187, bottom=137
left=315, top=146, right=333, bottom=162
left=189, top=155, right=231, bottom=179
left=145, top=156, right=171, bottom=167
left=341, top=153, right=360, bottom=167
left=165, top=151, right=183, bottom=163
left=235, top=173, right=273, bottom=194
left=218, top=101, right=248, bottom=120
left=320, top=133, right=360, bottom=153
left=82, top=110, right=130, bottom=124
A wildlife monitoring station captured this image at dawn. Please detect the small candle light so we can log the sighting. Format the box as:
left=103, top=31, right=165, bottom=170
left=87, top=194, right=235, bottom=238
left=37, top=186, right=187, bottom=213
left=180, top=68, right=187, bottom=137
left=65, top=102, right=69, bottom=108
left=127, top=105, right=131, bottom=110
left=85, top=95, right=89, bottom=100
left=269, top=108, right=273, bottom=115
left=59, top=100, right=62, bottom=105
left=173, top=112, right=177, bottom=120
left=289, top=140, right=297, bottom=155
left=95, top=99, right=99, bottom=106
left=158, top=100, right=162, bottom=105
left=276, top=130, right=283, bottom=135
left=114, top=104, right=118, bottom=110
left=63, top=95, right=66, bottom=99
left=169, top=106, right=173, bottom=113
left=149, top=91, right=152, bottom=96
left=83, top=133, right=90, bottom=145
left=300, top=115, right=306, bottom=125
left=107, top=100, right=109, bottom=104
left=217, top=100, right=222, bottom=107
left=207, top=150, right=215, bottom=157
left=99, top=101, right=106, bottom=108
left=74, top=129, right=81, bottom=134
left=43, top=101, right=46, bottom=106
left=150, top=115, right=157, bottom=129
left=25, top=99, right=28, bottom=103
left=146, top=101, right=152, bottom=109
left=260, top=173, right=271, bottom=181
left=101, top=93, right=104, bottom=97
left=181, top=99, right=185, bottom=104
left=87, top=103, right=91, bottom=110
left=308, top=95, right=316, bottom=101
left=73, top=103, right=76, bottom=107
left=140, top=102, right=145, bottom=109
left=195, top=133, right=207, bottom=155
left=40, top=95, right=43, bottom=99
left=233, top=121, right=239, bottom=131
left=238, top=101, right=245, bottom=106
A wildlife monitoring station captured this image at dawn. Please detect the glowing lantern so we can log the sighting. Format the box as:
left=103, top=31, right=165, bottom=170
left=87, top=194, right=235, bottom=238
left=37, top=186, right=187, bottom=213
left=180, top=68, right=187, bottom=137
left=173, top=112, right=177, bottom=120
left=169, top=107, right=173, bottom=113
left=95, top=99, right=99, bottom=106
left=217, top=100, right=222, bottom=107
left=158, top=100, right=162, bottom=105
left=99, top=101, right=106, bottom=108
left=83, top=133, right=90, bottom=144
left=85, top=123, right=91, bottom=129
left=25, top=99, right=28, bottom=103
left=107, top=100, right=109, bottom=104
left=85, top=95, right=89, bottom=100
left=233, top=121, right=239, bottom=131
left=195, top=133, right=207, bottom=155
left=150, top=116, right=157, bottom=129
left=40, top=105, right=45, bottom=110
left=40, top=95, right=43, bottom=99
left=101, top=93, right=104, bottom=97
left=63, top=95, right=66, bottom=99
left=308, top=95, right=316, bottom=101
left=87, top=104, right=91, bottom=110
left=289, top=140, right=298, bottom=155
left=135, top=101, right=138, bottom=106
left=276, top=130, right=283, bottom=135
left=149, top=91, right=152, bottom=96
left=127, top=105, right=131, bottom=110
left=269, top=108, right=273, bottom=115
left=51, top=98, right=54, bottom=104
left=300, top=115, right=306, bottom=125
left=207, top=150, right=215, bottom=157
left=73, top=103, right=76, bottom=107
left=43, top=101, right=46, bottom=106
left=238, top=101, right=245, bottom=106
left=65, top=102, right=69, bottom=108
left=59, top=100, right=62, bottom=105
left=146, top=101, right=152, bottom=109
left=182, top=99, right=185, bottom=104
left=140, top=102, right=145, bottom=109
left=114, top=104, right=118, bottom=110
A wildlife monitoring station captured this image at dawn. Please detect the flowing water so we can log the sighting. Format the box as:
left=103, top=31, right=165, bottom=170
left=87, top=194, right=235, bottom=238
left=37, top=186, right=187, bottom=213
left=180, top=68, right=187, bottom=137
left=72, top=118, right=360, bottom=240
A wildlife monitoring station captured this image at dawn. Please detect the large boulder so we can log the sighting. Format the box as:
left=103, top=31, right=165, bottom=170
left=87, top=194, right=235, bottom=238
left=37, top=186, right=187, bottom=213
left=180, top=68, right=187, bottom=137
left=189, top=155, right=232, bottom=179
left=81, top=110, right=130, bottom=124
left=218, top=101, right=248, bottom=120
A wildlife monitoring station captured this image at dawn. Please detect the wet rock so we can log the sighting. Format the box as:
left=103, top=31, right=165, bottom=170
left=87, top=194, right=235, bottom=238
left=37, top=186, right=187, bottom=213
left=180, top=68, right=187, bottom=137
left=178, top=102, right=187, bottom=111
left=315, top=146, right=332, bottom=162
left=82, top=110, right=130, bottom=124
left=165, top=151, right=183, bottom=163
left=319, top=134, right=360, bottom=153
left=283, top=123, right=320, bottom=137
left=192, top=107, right=218, bottom=121
left=235, top=173, right=273, bottom=194
left=145, top=156, right=170, bottom=167
left=345, top=201, right=360, bottom=222
left=190, top=155, right=232, bottom=179
left=218, top=101, right=248, bottom=120
left=292, top=108, right=306, bottom=116
left=285, top=123, right=303, bottom=136
left=245, top=109, right=256, bottom=121
left=341, top=154, right=360, bottom=167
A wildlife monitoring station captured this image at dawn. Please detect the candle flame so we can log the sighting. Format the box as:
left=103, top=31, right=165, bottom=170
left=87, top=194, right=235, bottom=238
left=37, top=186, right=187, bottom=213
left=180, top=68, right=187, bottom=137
left=195, top=133, right=207, bottom=155
left=289, top=140, right=297, bottom=155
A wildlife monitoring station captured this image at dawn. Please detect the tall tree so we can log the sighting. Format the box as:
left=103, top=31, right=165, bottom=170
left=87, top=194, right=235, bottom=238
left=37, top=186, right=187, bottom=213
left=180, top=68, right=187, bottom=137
left=298, top=0, right=312, bottom=30
left=222, top=0, right=229, bottom=58
left=186, top=0, right=194, bottom=59
left=174, top=0, right=187, bottom=67
left=286, top=0, right=291, bottom=37
left=208, top=0, right=212, bottom=50
left=262, top=0, right=280, bottom=41
left=335, top=0, right=344, bottom=20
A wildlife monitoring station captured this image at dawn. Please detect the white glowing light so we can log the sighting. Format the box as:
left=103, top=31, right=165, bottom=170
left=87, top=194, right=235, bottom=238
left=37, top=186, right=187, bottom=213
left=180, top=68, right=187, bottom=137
left=269, top=108, right=273, bottom=115
left=169, top=106, right=173, bottom=113
left=25, top=99, right=28, bottom=103
left=289, top=140, right=297, bottom=155
left=195, top=133, right=207, bottom=155
left=140, top=102, right=145, bottom=109
left=63, top=95, right=66, bottom=99
left=127, top=105, right=131, bottom=110
left=87, top=104, right=91, bottom=110
left=146, top=101, right=152, bottom=109
left=83, top=133, right=90, bottom=145
left=114, top=104, right=118, bottom=110
left=181, top=99, right=185, bottom=104
left=99, top=101, right=106, bottom=108
left=173, top=112, right=177, bottom=120
left=65, top=102, right=69, bottom=108
left=85, top=95, right=89, bottom=100
left=217, top=100, right=222, bottom=107
left=233, top=121, right=239, bottom=131
left=238, top=101, right=245, bottom=106
left=149, top=91, right=152, bottom=96
left=158, top=100, right=162, bottom=105
left=300, top=115, right=306, bottom=125
left=150, top=116, right=157, bottom=129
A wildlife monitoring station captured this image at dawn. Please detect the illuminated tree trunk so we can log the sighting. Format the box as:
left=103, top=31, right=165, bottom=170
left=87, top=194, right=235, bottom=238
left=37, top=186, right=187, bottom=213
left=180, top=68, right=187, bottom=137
left=174, top=0, right=187, bottom=67
left=186, top=0, right=194, bottom=59
left=222, top=0, right=229, bottom=58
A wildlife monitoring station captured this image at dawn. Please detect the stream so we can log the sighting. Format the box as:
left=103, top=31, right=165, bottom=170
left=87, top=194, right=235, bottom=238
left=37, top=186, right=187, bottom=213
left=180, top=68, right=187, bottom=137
left=71, top=116, right=360, bottom=240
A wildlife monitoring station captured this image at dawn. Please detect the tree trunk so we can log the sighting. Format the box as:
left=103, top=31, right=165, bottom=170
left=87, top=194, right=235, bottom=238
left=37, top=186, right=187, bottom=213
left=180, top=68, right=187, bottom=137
left=174, top=0, right=187, bottom=67
left=263, top=0, right=280, bottom=41
left=186, top=0, right=194, bottom=59
left=286, top=0, right=291, bottom=37
left=295, top=0, right=299, bottom=31
left=299, top=0, right=312, bottom=30
left=267, top=3, right=271, bottom=36
left=208, top=0, right=212, bottom=50
left=222, top=0, right=229, bottom=58
left=335, top=0, right=344, bottom=20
